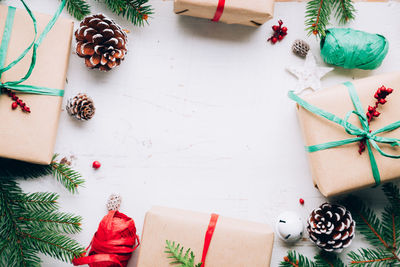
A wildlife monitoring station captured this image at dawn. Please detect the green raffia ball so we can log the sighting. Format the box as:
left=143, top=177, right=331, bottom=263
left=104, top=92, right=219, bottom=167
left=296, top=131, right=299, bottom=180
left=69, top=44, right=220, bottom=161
left=320, top=28, right=389, bottom=70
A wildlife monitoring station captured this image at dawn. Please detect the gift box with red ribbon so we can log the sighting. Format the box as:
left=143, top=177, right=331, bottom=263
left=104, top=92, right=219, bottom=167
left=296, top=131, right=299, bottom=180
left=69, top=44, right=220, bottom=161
left=136, top=206, right=274, bottom=267
left=174, top=0, right=275, bottom=27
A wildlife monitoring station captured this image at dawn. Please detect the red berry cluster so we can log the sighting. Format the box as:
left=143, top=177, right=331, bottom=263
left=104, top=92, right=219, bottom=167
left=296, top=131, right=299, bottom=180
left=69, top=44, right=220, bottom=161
left=2, top=88, right=31, bottom=113
left=359, top=85, right=393, bottom=154
left=268, top=20, right=287, bottom=44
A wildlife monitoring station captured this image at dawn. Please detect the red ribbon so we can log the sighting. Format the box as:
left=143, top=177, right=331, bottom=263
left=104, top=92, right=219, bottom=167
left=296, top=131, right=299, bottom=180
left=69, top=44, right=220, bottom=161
left=211, top=0, right=225, bottom=22
left=72, top=210, right=139, bottom=267
left=200, top=213, right=219, bottom=267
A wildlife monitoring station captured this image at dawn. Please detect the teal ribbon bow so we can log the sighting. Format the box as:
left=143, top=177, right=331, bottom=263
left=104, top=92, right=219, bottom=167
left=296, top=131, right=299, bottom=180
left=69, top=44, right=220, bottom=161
left=0, top=0, right=66, bottom=97
left=289, top=82, right=400, bottom=186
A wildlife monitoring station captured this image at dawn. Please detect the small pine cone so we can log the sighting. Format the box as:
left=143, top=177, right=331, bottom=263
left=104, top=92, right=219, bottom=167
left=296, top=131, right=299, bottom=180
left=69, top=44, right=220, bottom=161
left=66, top=93, right=95, bottom=121
left=292, top=39, right=310, bottom=57
left=307, top=203, right=355, bottom=252
left=107, top=194, right=122, bottom=211
left=75, top=14, right=128, bottom=71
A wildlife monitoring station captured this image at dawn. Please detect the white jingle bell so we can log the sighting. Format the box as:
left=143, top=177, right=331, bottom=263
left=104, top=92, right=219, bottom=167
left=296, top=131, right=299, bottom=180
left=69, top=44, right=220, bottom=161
left=276, top=211, right=304, bottom=243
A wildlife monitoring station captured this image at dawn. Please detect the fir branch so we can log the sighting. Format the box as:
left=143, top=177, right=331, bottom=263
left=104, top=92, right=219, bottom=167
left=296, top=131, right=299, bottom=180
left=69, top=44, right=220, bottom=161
left=0, top=154, right=84, bottom=194
left=383, top=183, right=400, bottom=212
left=164, top=240, right=202, bottom=267
left=64, top=0, right=91, bottom=20
left=305, top=0, right=332, bottom=37
left=21, top=230, right=84, bottom=262
left=98, top=0, right=153, bottom=26
left=280, top=251, right=315, bottom=267
left=333, top=0, right=356, bottom=24
left=0, top=180, right=84, bottom=266
left=17, top=211, right=82, bottom=234
left=314, top=251, right=346, bottom=267
left=349, top=248, right=397, bottom=266
left=344, top=196, right=389, bottom=249
left=50, top=157, right=85, bottom=194
left=305, top=0, right=356, bottom=37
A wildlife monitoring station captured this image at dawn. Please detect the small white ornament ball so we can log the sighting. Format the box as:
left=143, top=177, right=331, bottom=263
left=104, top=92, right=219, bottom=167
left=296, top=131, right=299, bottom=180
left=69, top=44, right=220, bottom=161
left=276, top=211, right=304, bottom=243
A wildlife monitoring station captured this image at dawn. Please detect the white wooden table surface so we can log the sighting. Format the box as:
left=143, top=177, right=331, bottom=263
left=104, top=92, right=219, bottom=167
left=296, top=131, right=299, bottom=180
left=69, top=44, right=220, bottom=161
left=4, top=0, right=400, bottom=266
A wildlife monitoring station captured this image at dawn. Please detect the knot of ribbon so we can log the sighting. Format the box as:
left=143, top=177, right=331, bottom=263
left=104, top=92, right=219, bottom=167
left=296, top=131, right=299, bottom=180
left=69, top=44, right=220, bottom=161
left=0, top=0, right=66, bottom=98
left=289, top=81, right=400, bottom=186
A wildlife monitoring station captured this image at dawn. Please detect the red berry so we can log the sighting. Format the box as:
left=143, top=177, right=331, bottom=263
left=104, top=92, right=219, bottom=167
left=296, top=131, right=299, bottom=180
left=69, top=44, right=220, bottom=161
left=281, top=27, right=287, bottom=32
left=379, top=98, right=387, bottom=104
left=12, top=95, right=18, bottom=101
left=299, top=198, right=305, bottom=205
left=278, top=35, right=283, bottom=40
left=374, top=93, right=379, bottom=99
left=23, top=106, right=30, bottom=113
left=92, top=161, right=101, bottom=169
left=271, top=37, right=278, bottom=43
left=387, top=88, right=393, bottom=94
left=373, top=111, right=380, bottom=117
left=272, top=25, right=279, bottom=31
left=368, top=106, right=375, bottom=112
left=17, top=99, right=22, bottom=105
left=11, top=102, right=18, bottom=109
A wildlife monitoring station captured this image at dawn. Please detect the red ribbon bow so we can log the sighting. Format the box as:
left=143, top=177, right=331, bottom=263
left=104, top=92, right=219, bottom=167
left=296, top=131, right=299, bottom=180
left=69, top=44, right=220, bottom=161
left=72, top=210, right=140, bottom=267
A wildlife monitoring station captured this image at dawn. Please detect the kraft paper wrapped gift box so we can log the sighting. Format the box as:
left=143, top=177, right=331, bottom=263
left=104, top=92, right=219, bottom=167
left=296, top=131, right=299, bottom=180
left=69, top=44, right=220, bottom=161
left=295, top=72, right=400, bottom=197
left=174, top=0, right=275, bottom=27
left=137, top=206, right=274, bottom=267
left=0, top=5, right=73, bottom=164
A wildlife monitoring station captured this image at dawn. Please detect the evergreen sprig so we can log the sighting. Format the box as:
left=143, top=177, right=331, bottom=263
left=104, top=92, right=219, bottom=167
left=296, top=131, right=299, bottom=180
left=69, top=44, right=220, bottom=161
left=64, top=0, right=90, bottom=20
left=0, top=154, right=84, bottom=194
left=280, top=183, right=400, bottom=266
left=164, top=240, right=202, bottom=267
left=98, top=0, right=153, bottom=26
left=305, top=0, right=356, bottom=37
left=0, top=180, right=85, bottom=266
left=280, top=250, right=345, bottom=267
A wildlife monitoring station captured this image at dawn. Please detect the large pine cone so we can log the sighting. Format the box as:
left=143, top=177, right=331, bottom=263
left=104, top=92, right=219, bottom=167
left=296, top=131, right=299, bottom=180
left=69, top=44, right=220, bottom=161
left=66, top=93, right=95, bottom=121
left=307, top=203, right=355, bottom=252
left=75, top=14, right=128, bottom=71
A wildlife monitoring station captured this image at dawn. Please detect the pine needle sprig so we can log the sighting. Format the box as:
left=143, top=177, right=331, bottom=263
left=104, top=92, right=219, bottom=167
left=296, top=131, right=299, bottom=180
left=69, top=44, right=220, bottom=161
left=348, top=248, right=398, bottom=266
left=0, top=154, right=84, bottom=194
left=99, top=0, right=153, bottom=26
left=305, top=0, right=356, bottom=37
left=280, top=250, right=315, bottom=267
left=64, top=0, right=90, bottom=20
left=17, top=211, right=82, bottom=234
left=280, top=250, right=345, bottom=267
left=0, top=180, right=84, bottom=266
left=50, top=157, right=85, bottom=194
left=164, top=240, right=202, bottom=267
left=333, top=0, right=356, bottom=24
left=305, top=0, right=332, bottom=38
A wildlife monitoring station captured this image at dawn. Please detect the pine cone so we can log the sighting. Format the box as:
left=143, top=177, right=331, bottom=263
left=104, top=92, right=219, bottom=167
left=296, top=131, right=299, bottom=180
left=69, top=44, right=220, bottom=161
left=66, top=93, right=95, bottom=121
left=75, top=14, right=128, bottom=71
left=292, top=39, right=310, bottom=57
left=107, top=194, right=122, bottom=211
left=307, top=203, right=355, bottom=252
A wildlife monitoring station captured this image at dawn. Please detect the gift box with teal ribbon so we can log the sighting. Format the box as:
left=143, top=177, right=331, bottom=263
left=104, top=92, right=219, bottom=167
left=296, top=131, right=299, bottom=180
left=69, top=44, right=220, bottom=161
left=290, top=72, right=400, bottom=197
left=0, top=1, right=73, bottom=164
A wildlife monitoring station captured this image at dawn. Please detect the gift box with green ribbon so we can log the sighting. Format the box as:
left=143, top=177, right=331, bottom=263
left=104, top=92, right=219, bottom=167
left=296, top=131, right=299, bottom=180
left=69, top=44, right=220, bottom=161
left=0, top=1, right=73, bottom=164
left=290, top=72, right=400, bottom=197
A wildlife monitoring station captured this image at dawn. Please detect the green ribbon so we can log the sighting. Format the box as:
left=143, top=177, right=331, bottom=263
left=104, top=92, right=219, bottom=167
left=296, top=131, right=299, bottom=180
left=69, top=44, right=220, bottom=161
left=0, top=0, right=66, bottom=97
left=289, top=82, right=400, bottom=186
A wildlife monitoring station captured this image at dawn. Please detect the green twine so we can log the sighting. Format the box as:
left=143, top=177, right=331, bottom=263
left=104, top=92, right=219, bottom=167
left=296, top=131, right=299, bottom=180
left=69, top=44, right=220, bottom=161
left=320, top=28, right=389, bottom=70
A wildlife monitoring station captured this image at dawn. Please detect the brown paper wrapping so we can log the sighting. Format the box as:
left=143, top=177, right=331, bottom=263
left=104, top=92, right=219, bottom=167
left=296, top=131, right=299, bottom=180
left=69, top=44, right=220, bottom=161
left=0, top=5, right=73, bottom=164
left=297, top=72, right=400, bottom=197
left=174, top=0, right=274, bottom=27
left=136, top=206, right=274, bottom=267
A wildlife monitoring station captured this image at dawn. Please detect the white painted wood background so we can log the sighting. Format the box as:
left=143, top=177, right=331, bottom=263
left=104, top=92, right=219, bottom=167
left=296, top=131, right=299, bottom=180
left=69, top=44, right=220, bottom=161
left=3, top=0, right=400, bottom=266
